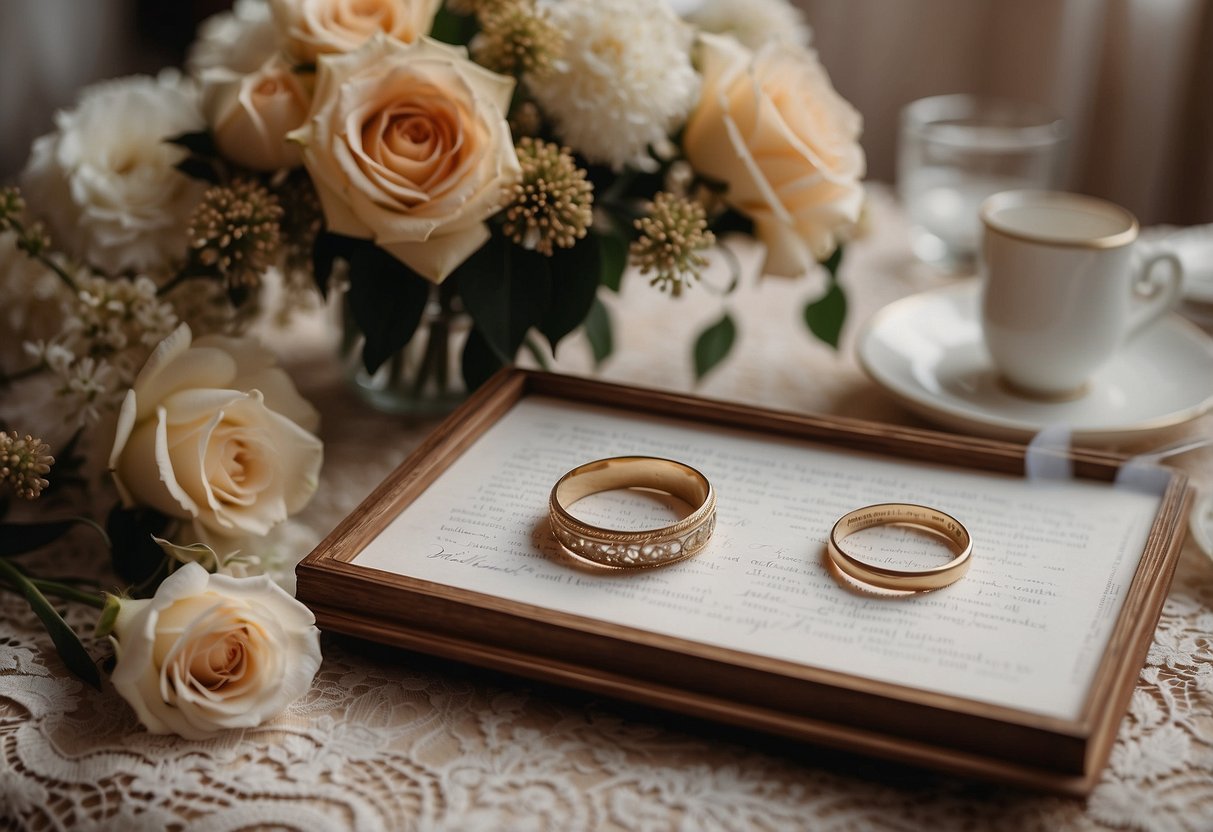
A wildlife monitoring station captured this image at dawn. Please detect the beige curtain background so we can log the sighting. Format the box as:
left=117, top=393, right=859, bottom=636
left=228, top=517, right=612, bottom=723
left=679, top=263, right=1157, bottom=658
left=2, top=0, right=1211, bottom=225
left=798, top=0, right=1213, bottom=225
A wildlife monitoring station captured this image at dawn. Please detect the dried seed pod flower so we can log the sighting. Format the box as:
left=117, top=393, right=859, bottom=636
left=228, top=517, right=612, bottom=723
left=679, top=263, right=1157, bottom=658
left=472, top=0, right=564, bottom=77
left=0, top=432, right=53, bottom=500
left=187, top=180, right=283, bottom=289
left=630, top=191, right=715, bottom=296
left=503, top=138, right=593, bottom=256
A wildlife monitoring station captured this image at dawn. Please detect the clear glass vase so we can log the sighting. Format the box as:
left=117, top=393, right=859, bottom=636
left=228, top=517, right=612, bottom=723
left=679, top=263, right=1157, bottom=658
left=339, top=284, right=470, bottom=416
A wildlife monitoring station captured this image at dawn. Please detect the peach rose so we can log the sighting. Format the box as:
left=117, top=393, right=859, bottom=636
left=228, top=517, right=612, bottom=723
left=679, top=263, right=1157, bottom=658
left=289, top=35, right=520, bottom=282
left=110, top=562, right=322, bottom=739
left=269, top=0, right=440, bottom=64
left=205, top=54, right=310, bottom=171
left=108, top=324, right=323, bottom=541
left=683, top=33, right=865, bottom=276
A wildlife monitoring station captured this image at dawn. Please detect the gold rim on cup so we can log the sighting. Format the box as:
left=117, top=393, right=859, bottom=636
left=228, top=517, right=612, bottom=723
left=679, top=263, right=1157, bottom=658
left=548, top=456, right=716, bottom=569
left=827, top=503, right=972, bottom=592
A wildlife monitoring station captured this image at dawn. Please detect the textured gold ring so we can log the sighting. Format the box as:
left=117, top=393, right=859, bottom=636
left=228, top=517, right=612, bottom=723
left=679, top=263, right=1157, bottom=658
left=827, top=503, right=972, bottom=592
left=549, top=456, right=716, bottom=569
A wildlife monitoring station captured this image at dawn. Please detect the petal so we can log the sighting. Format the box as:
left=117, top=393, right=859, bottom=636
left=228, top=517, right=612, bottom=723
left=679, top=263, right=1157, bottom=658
left=378, top=221, right=490, bottom=282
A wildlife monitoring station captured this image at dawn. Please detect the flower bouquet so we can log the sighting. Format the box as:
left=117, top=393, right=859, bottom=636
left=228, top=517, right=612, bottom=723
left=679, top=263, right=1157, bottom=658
left=0, top=0, right=863, bottom=739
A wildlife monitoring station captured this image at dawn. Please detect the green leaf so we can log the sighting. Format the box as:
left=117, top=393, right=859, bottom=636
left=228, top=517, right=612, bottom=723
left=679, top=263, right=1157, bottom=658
left=821, top=244, right=844, bottom=279
left=456, top=235, right=551, bottom=363
left=584, top=298, right=613, bottom=366
left=174, top=157, right=221, bottom=184
left=0, top=558, right=100, bottom=688
left=347, top=243, right=431, bottom=374
left=429, top=6, right=478, bottom=45
left=710, top=208, right=755, bottom=237
left=693, top=312, right=737, bottom=380
left=0, top=517, right=110, bottom=556
left=803, top=280, right=847, bottom=350
left=598, top=231, right=629, bottom=293
left=523, top=335, right=552, bottom=371
left=311, top=231, right=358, bottom=296
left=460, top=326, right=504, bottom=390
left=106, top=506, right=175, bottom=590
left=166, top=130, right=218, bottom=158
left=540, top=234, right=601, bottom=354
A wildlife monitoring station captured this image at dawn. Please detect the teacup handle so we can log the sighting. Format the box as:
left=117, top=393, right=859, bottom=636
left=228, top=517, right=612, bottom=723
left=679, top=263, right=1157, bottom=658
left=1127, top=251, right=1183, bottom=338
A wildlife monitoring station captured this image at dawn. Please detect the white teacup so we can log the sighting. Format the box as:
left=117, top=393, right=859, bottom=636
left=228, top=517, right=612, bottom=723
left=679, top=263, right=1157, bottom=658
left=979, top=190, right=1183, bottom=398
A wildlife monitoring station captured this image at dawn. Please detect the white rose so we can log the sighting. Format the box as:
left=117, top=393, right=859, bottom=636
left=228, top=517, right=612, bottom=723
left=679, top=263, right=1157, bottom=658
left=684, top=0, right=812, bottom=51
left=187, top=0, right=283, bottom=77
left=108, top=324, right=323, bottom=540
left=290, top=35, right=520, bottom=282
left=204, top=54, right=310, bottom=171
left=682, top=34, right=865, bottom=276
left=19, top=72, right=206, bottom=276
left=110, top=562, right=322, bottom=739
left=269, top=0, right=441, bottom=64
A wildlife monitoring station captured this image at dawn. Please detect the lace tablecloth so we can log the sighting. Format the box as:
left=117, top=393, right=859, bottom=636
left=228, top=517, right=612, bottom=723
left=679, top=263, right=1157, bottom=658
left=4, top=190, right=1212, bottom=831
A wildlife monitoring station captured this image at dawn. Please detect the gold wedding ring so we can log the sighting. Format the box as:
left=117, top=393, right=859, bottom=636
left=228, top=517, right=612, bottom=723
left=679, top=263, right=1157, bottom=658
left=549, top=456, right=716, bottom=569
left=827, top=503, right=972, bottom=592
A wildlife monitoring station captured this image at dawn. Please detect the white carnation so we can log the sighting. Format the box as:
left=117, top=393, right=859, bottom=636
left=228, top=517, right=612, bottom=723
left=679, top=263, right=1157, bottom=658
left=186, top=0, right=283, bottom=77
left=528, top=0, right=700, bottom=170
left=685, top=0, right=812, bottom=50
left=19, top=72, right=206, bottom=276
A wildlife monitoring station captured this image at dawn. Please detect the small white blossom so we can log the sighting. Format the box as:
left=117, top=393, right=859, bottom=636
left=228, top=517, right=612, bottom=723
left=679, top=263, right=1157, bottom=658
left=528, top=0, right=700, bottom=170
left=56, top=356, right=122, bottom=425
left=24, top=274, right=179, bottom=424
left=0, top=231, right=66, bottom=369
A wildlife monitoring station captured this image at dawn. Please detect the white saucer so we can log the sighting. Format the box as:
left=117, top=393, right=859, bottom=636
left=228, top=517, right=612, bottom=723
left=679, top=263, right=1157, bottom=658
left=857, top=281, right=1213, bottom=443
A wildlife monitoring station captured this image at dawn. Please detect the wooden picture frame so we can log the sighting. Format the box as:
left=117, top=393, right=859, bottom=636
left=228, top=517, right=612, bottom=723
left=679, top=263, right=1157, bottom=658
left=296, top=369, right=1190, bottom=795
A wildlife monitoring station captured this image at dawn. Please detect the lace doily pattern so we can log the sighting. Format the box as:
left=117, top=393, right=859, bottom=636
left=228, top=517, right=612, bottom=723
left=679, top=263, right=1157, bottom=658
left=3, top=190, right=1212, bottom=830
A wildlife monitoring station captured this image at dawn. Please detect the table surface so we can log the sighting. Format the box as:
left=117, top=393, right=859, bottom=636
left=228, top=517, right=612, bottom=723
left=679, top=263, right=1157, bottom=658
left=3, top=189, right=1212, bottom=831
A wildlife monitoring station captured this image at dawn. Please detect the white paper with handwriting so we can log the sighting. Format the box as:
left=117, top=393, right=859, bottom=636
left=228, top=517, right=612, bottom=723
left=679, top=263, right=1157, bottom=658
left=355, top=397, right=1160, bottom=719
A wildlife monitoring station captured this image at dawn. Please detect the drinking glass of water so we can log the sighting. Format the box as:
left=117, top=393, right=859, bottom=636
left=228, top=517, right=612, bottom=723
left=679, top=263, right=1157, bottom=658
left=898, top=94, right=1065, bottom=272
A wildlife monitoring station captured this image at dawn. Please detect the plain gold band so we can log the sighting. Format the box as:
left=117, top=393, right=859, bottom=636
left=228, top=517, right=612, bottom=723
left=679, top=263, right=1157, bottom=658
left=549, top=456, right=716, bottom=569
left=827, top=503, right=972, bottom=591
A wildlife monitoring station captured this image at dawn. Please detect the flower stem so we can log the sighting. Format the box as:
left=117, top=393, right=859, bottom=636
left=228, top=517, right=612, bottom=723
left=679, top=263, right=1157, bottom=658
left=157, top=270, right=210, bottom=297
left=0, top=559, right=104, bottom=609
left=0, top=362, right=46, bottom=386
left=32, top=578, right=106, bottom=609
left=7, top=216, right=79, bottom=292
left=38, top=254, right=79, bottom=293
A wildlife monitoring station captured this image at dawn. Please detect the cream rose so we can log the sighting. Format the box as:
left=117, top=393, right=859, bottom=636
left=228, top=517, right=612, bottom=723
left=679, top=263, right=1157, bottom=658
left=290, top=35, right=520, bottom=282
left=683, top=34, right=865, bottom=276
left=110, top=562, right=322, bottom=739
left=269, top=0, right=441, bottom=64
left=204, top=54, right=310, bottom=171
left=108, top=324, right=323, bottom=541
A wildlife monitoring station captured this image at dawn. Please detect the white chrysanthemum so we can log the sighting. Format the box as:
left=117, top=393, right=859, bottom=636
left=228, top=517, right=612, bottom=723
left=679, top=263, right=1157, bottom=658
left=186, top=0, right=282, bottom=77
left=684, top=0, right=811, bottom=50
left=528, top=0, right=699, bottom=170
left=20, top=72, right=206, bottom=276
